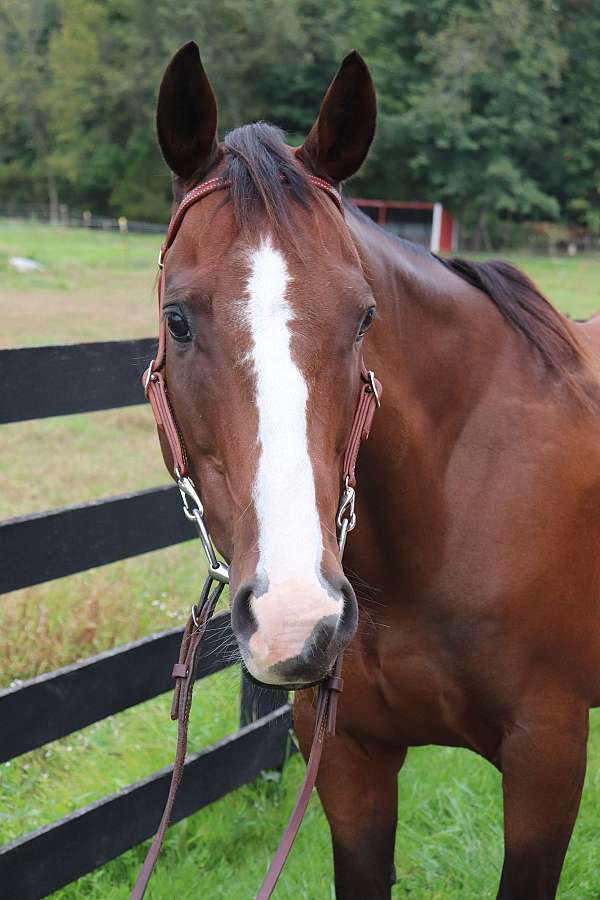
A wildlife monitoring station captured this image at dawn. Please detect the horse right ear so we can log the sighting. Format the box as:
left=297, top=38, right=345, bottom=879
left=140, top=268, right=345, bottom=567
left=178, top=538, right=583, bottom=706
left=297, top=50, right=377, bottom=184
left=156, top=42, right=218, bottom=180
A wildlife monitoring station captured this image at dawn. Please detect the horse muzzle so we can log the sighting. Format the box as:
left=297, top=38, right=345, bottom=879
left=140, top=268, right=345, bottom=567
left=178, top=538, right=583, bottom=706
left=231, top=575, right=357, bottom=688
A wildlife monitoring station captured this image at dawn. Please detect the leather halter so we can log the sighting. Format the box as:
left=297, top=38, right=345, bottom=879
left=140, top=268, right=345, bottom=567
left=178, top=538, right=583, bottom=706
left=134, top=170, right=381, bottom=899
left=143, top=172, right=346, bottom=479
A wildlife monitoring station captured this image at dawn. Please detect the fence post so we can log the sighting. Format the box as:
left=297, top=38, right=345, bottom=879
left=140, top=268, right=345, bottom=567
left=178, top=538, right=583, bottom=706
left=240, top=671, right=286, bottom=727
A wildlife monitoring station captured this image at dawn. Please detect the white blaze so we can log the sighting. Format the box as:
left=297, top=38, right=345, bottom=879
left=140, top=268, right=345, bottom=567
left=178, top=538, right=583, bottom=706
left=243, top=238, right=341, bottom=673
left=245, top=238, right=322, bottom=580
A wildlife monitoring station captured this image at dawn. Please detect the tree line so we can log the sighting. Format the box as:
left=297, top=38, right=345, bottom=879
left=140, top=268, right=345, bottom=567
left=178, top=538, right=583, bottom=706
left=1, top=0, right=599, bottom=246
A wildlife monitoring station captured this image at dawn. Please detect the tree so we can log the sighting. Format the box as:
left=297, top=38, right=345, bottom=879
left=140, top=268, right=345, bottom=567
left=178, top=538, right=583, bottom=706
left=2, top=0, right=600, bottom=245
left=553, top=0, right=600, bottom=234
left=359, top=0, right=564, bottom=246
left=0, top=0, right=60, bottom=216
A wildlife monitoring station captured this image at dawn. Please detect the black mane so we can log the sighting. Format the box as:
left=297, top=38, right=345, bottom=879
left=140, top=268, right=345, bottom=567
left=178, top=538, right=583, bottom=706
left=223, top=123, right=314, bottom=238
left=438, top=256, right=585, bottom=379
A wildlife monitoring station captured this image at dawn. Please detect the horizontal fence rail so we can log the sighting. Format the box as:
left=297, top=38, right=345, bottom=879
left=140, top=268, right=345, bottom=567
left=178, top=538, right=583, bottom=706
left=0, top=204, right=166, bottom=235
left=0, top=485, right=194, bottom=593
left=0, top=611, right=237, bottom=763
left=0, top=706, right=292, bottom=900
left=0, top=339, right=154, bottom=424
left=2, top=335, right=288, bottom=898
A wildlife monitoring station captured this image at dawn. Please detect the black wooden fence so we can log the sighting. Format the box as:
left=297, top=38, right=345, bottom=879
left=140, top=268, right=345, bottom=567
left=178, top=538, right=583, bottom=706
left=0, top=339, right=290, bottom=899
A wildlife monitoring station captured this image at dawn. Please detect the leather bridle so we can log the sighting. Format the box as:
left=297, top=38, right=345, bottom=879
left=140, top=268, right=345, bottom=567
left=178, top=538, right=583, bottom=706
left=133, top=170, right=381, bottom=899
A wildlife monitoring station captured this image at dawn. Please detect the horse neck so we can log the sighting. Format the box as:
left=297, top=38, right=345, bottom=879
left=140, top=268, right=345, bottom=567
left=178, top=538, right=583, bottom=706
left=351, top=212, right=504, bottom=446
left=347, top=212, right=507, bottom=577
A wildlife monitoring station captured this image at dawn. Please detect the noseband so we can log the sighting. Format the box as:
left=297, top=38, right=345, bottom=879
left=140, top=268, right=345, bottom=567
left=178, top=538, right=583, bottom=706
left=133, top=170, right=382, bottom=899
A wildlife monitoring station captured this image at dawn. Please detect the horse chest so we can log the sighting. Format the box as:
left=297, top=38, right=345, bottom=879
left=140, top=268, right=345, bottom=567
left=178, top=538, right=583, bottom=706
left=345, top=611, right=507, bottom=759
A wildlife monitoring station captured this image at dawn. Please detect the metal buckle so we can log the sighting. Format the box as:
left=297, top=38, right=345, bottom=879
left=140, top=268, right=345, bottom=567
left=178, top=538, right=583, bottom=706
left=367, top=370, right=381, bottom=408
left=158, top=247, right=165, bottom=270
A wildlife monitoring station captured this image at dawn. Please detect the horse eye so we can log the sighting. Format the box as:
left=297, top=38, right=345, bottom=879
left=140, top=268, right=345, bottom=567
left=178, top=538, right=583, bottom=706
left=357, top=307, right=375, bottom=341
left=165, top=309, right=191, bottom=342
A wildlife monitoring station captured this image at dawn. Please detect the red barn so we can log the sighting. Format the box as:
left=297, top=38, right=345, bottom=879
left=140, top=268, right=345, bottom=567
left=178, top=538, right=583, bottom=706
left=352, top=199, right=457, bottom=254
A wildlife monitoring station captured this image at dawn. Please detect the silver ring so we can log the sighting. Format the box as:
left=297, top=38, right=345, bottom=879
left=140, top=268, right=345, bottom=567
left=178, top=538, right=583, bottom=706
left=143, top=360, right=155, bottom=394
left=367, top=371, right=381, bottom=407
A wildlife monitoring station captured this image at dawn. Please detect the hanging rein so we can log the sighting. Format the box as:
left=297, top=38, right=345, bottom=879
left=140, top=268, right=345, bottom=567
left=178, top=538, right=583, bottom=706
left=133, top=171, right=382, bottom=899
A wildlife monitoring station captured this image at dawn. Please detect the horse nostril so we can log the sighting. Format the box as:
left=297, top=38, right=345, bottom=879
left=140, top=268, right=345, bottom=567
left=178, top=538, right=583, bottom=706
left=230, top=582, right=256, bottom=641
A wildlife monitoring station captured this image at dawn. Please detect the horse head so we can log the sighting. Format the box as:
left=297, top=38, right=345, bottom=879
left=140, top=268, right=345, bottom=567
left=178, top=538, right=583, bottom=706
left=153, top=42, right=378, bottom=689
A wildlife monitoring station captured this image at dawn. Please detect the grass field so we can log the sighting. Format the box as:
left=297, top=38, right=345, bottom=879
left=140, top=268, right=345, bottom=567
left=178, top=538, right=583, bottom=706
left=2, top=222, right=600, bottom=898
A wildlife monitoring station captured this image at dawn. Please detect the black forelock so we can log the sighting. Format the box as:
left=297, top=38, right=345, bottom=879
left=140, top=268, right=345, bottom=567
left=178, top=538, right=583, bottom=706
left=223, top=123, right=315, bottom=239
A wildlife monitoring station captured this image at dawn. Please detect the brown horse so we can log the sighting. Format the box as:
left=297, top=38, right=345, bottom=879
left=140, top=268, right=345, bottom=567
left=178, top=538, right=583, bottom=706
left=151, top=41, right=600, bottom=899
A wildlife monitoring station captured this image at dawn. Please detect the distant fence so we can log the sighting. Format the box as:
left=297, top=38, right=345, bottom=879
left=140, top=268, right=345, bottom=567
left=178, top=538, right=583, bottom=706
left=0, top=339, right=290, bottom=899
left=4, top=201, right=600, bottom=255
left=0, top=203, right=165, bottom=234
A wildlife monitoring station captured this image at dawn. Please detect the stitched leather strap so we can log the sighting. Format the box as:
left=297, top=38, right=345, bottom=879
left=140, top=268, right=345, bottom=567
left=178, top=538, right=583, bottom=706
left=132, top=355, right=380, bottom=897
left=145, top=369, right=188, bottom=477
left=131, top=605, right=343, bottom=900
left=342, top=364, right=382, bottom=488
left=255, top=654, right=344, bottom=900
left=131, top=354, right=379, bottom=897
left=131, top=583, right=224, bottom=900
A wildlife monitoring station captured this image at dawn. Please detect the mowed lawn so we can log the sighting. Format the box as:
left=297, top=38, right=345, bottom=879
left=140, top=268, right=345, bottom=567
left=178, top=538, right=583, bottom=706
left=1, top=222, right=600, bottom=899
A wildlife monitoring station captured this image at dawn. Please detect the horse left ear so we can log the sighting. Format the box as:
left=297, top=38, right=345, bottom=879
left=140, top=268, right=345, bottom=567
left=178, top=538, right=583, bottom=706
left=297, top=50, right=376, bottom=184
left=156, top=41, right=218, bottom=180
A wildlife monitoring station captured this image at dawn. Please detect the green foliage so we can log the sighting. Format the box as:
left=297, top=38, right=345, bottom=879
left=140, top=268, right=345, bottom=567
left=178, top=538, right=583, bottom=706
left=1, top=0, right=600, bottom=240
left=0, top=0, right=60, bottom=207
left=552, top=0, right=600, bottom=233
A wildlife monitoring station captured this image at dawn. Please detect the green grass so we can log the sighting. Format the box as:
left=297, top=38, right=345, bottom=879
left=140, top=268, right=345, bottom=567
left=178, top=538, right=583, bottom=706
left=2, top=223, right=600, bottom=898
left=5, top=726, right=599, bottom=899
left=0, top=223, right=158, bottom=347
left=0, top=222, right=158, bottom=290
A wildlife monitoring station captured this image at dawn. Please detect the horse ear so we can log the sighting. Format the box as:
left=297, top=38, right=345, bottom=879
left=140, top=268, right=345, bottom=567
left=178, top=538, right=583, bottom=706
left=156, top=41, right=218, bottom=180
left=297, top=50, right=376, bottom=184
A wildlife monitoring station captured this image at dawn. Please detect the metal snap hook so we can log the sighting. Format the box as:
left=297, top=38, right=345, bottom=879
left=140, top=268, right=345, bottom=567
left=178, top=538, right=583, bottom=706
left=336, top=476, right=357, bottom=556
left=176, top=474, right=230, bottom=585
left=336, top=478, right=356, bottom=531
left=177, top=475, right=205, bottom=521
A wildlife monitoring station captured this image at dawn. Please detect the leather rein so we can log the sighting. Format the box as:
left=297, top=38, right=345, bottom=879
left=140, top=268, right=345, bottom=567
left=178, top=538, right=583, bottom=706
left=133, top=171, right=381, bottom=899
